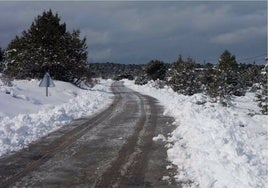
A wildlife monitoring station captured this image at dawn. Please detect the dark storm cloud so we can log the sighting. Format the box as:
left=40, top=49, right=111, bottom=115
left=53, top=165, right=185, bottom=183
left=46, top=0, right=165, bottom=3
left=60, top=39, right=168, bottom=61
left=0, top=1, right=266, bottom=64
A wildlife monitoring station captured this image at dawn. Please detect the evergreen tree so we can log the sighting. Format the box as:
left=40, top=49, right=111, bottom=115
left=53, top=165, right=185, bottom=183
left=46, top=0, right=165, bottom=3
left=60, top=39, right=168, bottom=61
left=4, top=10, right=89, bottom=84
left=238, top=63, right=262, bottom=89
left=166, top=55, right=202, bottom=95
left=144, top=60, right=167, bottom=80
left=205, top=50, right=244, bottom=102
left=218, top=50, right=238, bottom=71
left=204, top=66, right=228, bottom=100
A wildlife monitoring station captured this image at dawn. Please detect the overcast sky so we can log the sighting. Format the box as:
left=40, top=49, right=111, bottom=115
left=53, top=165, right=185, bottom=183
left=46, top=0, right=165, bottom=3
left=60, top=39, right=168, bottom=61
left=0, top=1, right=267, bottom=64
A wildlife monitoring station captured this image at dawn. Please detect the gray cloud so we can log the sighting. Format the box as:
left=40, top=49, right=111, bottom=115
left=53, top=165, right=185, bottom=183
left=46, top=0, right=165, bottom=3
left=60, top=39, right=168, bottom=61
left=211, top=26, right=266, bottom=44
left=0, top=1, right=266, bottom=64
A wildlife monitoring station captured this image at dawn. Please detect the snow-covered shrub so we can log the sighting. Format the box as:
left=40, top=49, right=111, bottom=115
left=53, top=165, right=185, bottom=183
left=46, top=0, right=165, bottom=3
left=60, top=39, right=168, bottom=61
left=204, top=50, right=247, bottom=103
left=144, top=60, right=167, bottom=80
left=0, top=73, right=13, bottom=87
left=166, top=55, right=203, bottom=95
left=135, top=75, right=150, bottom=85
left=147, top=79, right=166, bottom=89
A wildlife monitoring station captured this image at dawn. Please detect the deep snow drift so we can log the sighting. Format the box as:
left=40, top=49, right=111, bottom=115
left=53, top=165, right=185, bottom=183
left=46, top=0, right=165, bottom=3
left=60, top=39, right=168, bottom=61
left=124, top=80, right=267, bottom=188
left=0, top=79, right=113, bottom=158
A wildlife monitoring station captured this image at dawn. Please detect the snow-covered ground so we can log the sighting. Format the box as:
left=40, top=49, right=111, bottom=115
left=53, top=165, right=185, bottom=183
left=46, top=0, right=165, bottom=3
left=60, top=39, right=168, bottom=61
left=124, top=80, right=268, bottom=188
left=1, top=78, right=267, bottom=187
left=0, top=78, right=113, bottom=158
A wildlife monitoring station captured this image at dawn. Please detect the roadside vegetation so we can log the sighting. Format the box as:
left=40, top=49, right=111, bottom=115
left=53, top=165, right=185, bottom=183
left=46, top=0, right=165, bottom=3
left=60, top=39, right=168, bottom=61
left=136, top=51, right=267, bottom=114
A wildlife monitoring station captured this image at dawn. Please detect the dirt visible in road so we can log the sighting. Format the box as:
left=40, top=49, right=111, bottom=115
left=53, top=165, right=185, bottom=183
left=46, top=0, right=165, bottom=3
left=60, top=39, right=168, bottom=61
left=0, top=82, right=180, bottom=188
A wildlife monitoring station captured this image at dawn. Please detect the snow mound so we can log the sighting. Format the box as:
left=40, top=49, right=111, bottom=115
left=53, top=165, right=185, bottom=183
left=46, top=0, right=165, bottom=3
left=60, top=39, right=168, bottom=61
left=124, top=79, right=268, bottom=188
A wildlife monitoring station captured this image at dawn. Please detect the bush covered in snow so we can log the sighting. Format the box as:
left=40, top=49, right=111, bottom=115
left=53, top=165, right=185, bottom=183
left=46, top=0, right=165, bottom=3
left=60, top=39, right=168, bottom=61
left=144, top=59, right=168, bottom=81
left=166, top=55, right=203, bottom=96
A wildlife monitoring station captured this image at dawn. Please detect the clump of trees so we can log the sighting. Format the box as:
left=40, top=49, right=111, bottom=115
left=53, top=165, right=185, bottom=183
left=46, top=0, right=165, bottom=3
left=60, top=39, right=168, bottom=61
left=135, top=50, right=267, bottom=113
left=3, top=10, right=90, bottom=86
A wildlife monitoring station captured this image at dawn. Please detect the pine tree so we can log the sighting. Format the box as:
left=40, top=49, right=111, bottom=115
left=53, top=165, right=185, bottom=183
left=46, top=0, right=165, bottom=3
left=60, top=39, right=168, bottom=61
left=218, top=50, right=238, bottom=71
left=144, top=60, right=167, bottom=80
left=166, top=55, right=202, bottom=95
left=4, top=10, right=89, bottom=84
left=205, top=50, right=244, bottom=102
left=238, top=63, right=262, bottom=89
left=204, top=66, right=228, bottom=100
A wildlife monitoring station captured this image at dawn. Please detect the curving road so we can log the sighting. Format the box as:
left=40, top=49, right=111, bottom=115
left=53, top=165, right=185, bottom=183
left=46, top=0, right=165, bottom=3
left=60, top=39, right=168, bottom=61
left=0, top=81, right=179, bottom=188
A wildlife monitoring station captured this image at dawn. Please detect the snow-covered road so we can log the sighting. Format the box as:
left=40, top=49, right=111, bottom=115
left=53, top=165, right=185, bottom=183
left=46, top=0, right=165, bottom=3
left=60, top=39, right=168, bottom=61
left=1, top=78, right=267, bottom=188
left=0, top=81, right=178, bottom=187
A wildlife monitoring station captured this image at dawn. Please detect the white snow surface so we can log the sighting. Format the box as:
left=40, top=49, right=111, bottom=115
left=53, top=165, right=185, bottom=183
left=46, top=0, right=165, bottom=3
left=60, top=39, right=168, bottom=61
left=124, top=80, right=268, bottom=188
left=0, top=79, right=113, bottom=158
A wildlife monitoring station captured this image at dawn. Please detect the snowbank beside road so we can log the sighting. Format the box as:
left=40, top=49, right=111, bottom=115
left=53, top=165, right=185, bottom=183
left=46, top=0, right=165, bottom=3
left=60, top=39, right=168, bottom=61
left=124, top=80, right=268, bottom=188
left=0, top=79, right=113, bottom=158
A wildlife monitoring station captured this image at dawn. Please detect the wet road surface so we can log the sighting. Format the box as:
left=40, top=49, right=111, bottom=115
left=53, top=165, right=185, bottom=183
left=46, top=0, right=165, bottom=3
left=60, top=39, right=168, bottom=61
left=0, top=81, right=179, bottom=188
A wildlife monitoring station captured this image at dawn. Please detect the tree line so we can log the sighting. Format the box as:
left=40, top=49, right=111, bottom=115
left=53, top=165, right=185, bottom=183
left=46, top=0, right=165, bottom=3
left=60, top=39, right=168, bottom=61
left=139, top=51, right=267, bottom=114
